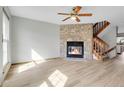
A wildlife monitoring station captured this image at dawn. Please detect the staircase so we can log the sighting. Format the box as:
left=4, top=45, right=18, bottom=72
left=93, top=20, right=110, bottom=60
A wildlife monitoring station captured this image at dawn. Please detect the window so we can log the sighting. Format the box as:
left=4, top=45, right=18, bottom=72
left=3, top=10, right=9, bottom=67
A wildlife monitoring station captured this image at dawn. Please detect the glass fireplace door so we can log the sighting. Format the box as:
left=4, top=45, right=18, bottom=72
left=67, top=41, right=84, bottom=58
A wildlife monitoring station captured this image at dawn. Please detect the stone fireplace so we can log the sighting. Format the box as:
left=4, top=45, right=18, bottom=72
left=60, top=24, right=93, bottom=60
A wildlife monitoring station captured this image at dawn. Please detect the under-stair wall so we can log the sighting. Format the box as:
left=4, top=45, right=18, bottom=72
left=98, top=25, right=117, bottom=58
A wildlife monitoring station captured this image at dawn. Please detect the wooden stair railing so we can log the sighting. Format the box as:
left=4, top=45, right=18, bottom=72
left=93, top=37, right=109, bottom=60
left=93, top=20, right=110, bottom=36
left=103, top=46, right=116, bottom=55
left=93, top=20, right=110, bottom=60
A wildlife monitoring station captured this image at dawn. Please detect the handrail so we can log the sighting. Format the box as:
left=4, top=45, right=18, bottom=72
left=93, top=23, right=98, bottom=28
left=103, top=46, right=116, bottom=55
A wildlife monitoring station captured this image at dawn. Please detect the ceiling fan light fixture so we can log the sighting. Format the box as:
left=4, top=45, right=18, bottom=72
left=58, top=6, right=92, bottom=22
left=71, top=16, right=76, bottom=20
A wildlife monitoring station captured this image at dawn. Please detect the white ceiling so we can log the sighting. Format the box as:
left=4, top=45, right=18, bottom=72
left=9, top=6, right=124, bottom=26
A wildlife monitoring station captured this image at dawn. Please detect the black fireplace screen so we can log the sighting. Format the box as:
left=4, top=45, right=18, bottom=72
left=67, top=41, right=84, bottom=58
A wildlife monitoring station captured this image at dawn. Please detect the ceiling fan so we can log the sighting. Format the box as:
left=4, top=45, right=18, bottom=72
left=58, top=6, right=93, bottom=22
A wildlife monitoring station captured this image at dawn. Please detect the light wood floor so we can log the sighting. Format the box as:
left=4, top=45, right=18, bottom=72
left=2, top=53, right=124, bottom=87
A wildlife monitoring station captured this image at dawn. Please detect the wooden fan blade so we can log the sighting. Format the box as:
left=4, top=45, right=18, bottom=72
left=76, top=17, right=80, bottom=22
left=58, top=13, right=70, bottom=15
left=62, top=17, right=71, bottom=21
left=78, top=13, right=92, bottom=16
left=74, top=6, right=82, bottom=13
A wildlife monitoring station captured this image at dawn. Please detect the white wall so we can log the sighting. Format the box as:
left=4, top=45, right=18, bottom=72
left=99, top=25, right=117, bottom=58
left=118, top=26, right=124, bottom=33
left=11, top=16, right=60, bottom=63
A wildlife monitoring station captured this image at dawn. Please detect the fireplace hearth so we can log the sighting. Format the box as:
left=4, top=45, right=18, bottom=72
left=67, top=41, right=84, bottom=58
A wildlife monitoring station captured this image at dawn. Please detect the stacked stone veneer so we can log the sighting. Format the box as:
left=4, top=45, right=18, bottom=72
left=60, top=24, right=93, bottom=60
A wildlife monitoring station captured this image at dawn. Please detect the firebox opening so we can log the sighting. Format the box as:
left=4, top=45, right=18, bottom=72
left=67, top=41, right=84, bottom=58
